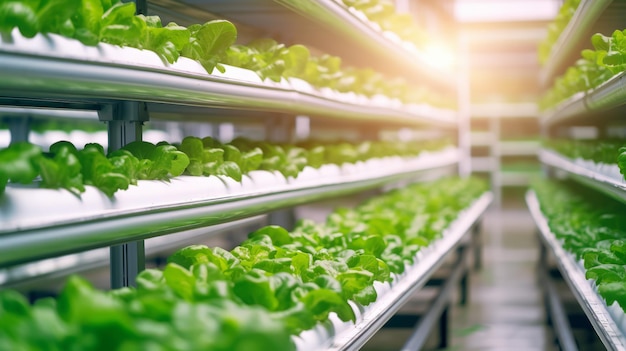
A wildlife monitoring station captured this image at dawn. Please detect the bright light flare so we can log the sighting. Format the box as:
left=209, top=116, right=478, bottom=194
left=422, top=43, right=456, bottom=70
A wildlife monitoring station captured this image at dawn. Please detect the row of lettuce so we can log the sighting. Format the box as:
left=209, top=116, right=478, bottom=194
left=533, top=179, right=626, bottom=313
left=339, top=0, right=428, bottom=51
left=537, top=0, right=580, bottom=65
left=539, top=28, right=626, bottom=111
left=0, top=176, right=488, bottom=351
left=0, top=0, right=452, bottom=108
left=543, top=139, right=626, bottom=180
left=0, top=136, right=450, bottom=197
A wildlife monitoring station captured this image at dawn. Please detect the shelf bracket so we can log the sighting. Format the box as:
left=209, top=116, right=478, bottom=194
left=100, top=101, right=149, bottom=288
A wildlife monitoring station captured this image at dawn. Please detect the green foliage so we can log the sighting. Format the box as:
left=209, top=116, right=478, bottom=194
left=538, top=0, right=581, bottom=64
left=543, top=139, right=626, bottom=181
left=341, top=0, right=428, bottom=49
left=540, top=29, right=626, bottom=110
left=0, top=141, right=42, bottom=193
left=0, top=0, right=453, bottom=108
left=0, top=0, right=236, bottom=69
left=0, top=137, right=451, bottom=198
left=0, top=177, right=487, bottom=349
left=533, top=179, right=626, bottom=312
left=0, top=275, right=294, bottom=351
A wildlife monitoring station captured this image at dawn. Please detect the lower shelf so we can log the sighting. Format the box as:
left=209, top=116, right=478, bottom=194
left=293, top=192, right=492, bottom=351
left=0, top=216, right=265, bottom=289
left=527, top=190, right=626, bottom=350
left=539, top=149, right=626, bottom=204
left=0, top=148, right=459, bottom=267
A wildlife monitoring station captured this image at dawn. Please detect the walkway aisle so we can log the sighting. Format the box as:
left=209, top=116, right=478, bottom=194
left=446, top=203, right=558, bottom=351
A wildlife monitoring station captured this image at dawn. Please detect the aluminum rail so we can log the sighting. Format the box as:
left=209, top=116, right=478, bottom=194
left=274, top=0, right=455, bottom=92
left=0, top=150, right=459, bottom=267
left=526, top=191, right=626, bottom=350
left=541, top=72, right=626, bottom=127
left=539, top=149, right=626, bottom=204
left=0, top=107, right=99, bottom=120
left=294, top=192, right=492, bottom=351
left=0, top=216, right=264, bottom=289
left=539, top=0, right=612, bottom=87
left=0, top=31, right=456, bottom=128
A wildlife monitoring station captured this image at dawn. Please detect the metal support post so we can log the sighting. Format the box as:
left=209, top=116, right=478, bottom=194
left=265, top=116, right=297, bottom=230
left=6, top=117, right=30, bottom=144
left=456, top=243, right=469, bottom=306
left=99, top=101, right=148, bottom=288
left=439, top=306, right=449, bottom=349
left=110, top=241, right=146, bottom=288
left=123, top=0, right=147, bottom=15
left=457, top=34, right=471, bottom=177
left=472, top=221, right=482, bottom=271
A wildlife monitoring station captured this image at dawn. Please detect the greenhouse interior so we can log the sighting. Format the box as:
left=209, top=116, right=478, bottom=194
left=1, top=0, right=626, bottom=350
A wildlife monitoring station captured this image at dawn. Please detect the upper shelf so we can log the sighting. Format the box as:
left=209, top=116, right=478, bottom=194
left=295, top=191, right=492, bottom=351
left=0, top=148, right=459, bottom=268
left=526, top=190, right=626, bottom=350
left=538, top=149, right=626, bottom=204
left=539, top=0, right=613, bottom=88
left=541, top=71, right=626, bottom=126
left=0, top=29, right=456, bottom=128
left=157, top=0, right=456, bottom=92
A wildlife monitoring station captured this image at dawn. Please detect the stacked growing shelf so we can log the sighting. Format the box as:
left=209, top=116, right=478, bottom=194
left=533, top=0, right=626, bottom=348
left=0, top=0, right=489, bottom=349
left=470, top=102, right=540, bottom=205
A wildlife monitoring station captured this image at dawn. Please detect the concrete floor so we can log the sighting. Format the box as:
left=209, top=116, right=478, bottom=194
left=444, top=203, right=557, bottom=351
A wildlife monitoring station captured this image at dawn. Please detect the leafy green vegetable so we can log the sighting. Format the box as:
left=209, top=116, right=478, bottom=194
left=533, top=179, right=626, bottom=312
left=181, top=20, right=237, bottom=73
left=341, top=0, right=428, bottom=50
left=122, top=141, right=189, bottom=180
left=0, top=141, right=42, bottom=193
left=538, top=0, right=581, bottom=64
left=38, top=141, right=84, bottom=195
left=540, top=29, right=626, bottom=110
left=543, top=139, right=626, bottom=181
left=0, top=176, right=486, bottom=349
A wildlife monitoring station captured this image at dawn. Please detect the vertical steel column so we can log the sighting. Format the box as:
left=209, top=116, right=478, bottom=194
left=491, top=116, right=502, bottom=208
left=265, top=116, right=297, bottom=230
left=99, top=101, right=148, bottom=288
left=123, top=0, right=147, bottom=14
left=472, top=221, right=483, bottom=271
left=438, top=306, right=449, bottom=348
left=7, top=116, right=30, bottom=144
left=457, top=34, right=472, bottom=177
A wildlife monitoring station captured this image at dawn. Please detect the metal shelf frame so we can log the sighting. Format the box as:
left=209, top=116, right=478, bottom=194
left=541, top=72, right=626, bottom=127
left=294, top=192, right=493, bottom=351
left=273, top=0, right=455, bottom=92
left=527, top=190, right=626, bottom=350
left=0, top=216, right=265, bottom=289
left=0, top=30, right=456, bottom=129
left=539, top=149, right=626, bottom=204
left=0, top=150, right=459, bottom=268
left=539, top=0, right=613, bottom=87
left=0, top=19, right=460, bottom=289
